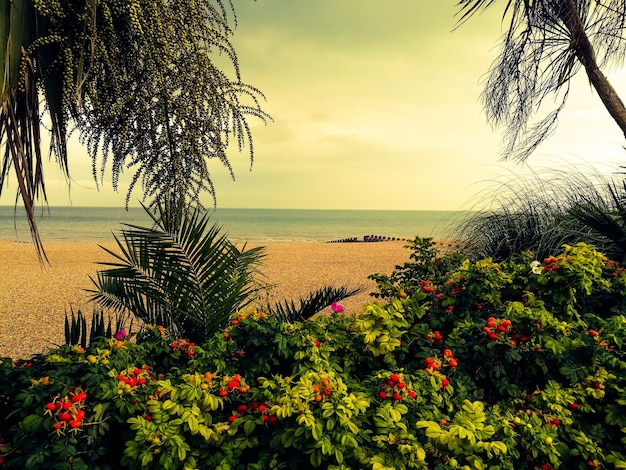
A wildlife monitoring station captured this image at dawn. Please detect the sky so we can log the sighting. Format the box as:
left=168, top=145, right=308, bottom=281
left=3, top=0, right=626, bottom=211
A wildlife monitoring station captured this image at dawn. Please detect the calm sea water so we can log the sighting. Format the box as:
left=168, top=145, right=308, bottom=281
left=0, top=206, right=465, bottom=243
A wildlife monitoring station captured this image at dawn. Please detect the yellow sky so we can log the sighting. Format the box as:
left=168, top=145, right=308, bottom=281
left=3, top=0, right=626, bottom=210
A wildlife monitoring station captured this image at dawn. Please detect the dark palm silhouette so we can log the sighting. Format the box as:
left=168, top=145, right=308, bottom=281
left=458, top=0, right=626, bottom=160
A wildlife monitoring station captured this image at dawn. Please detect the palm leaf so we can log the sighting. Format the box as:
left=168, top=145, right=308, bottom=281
left=0, top=0, right=49, bottom=262
left=265, top=285, right=363, bottom=324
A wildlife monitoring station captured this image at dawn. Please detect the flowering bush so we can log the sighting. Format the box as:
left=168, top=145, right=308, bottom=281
left=1, top=238, right=626, bottom=469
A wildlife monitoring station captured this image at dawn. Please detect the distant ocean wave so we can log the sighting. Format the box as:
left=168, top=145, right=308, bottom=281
left=0, top=206, right=468, bottom=244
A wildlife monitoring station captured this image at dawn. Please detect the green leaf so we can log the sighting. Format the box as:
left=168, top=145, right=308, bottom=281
left=177, top=445, right=186, bottom=462
left=243, top=418, right=256, bottom=436
left=312, top=422, right=323, bottom=440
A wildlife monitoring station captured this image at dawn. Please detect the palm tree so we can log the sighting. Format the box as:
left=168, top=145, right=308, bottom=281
left=457, top=0, right=626, bottom=161
left=1, top=1, right=269, bottom=260
left=89, top=203, right=266, bottom=343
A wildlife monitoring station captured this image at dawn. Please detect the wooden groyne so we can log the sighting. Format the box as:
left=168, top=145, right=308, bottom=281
left=326, top=235, right=407, bottom=243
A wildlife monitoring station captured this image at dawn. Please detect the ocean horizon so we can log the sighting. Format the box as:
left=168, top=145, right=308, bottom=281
left=0, top=206, right=467, bottom=244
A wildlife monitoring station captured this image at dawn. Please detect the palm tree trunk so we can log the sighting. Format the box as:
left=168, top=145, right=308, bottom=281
left=559, top=0, right=626, bottom=139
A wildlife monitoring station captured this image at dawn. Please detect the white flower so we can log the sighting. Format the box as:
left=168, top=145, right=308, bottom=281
left=530, top=260, right=543, bottom=275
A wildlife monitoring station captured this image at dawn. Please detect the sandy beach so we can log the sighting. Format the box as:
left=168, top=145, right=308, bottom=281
left=0, top=239, right=415, bottom=359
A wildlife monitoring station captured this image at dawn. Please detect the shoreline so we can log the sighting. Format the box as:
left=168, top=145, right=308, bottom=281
left=0, top=239, right=417, bottom=359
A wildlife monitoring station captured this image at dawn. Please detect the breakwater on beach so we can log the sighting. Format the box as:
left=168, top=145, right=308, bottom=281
left=326, top=235, right=408, bottom=243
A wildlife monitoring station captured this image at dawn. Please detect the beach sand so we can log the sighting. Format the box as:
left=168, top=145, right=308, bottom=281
left=0, top=239, right=415, bottom=359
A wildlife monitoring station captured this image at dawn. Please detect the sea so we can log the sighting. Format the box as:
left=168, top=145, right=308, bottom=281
left=0, top=206, right=466, bottom=244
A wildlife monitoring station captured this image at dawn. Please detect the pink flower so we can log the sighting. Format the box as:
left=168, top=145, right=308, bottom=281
left=113, top=329, right=127, bottom=340
left=331, top=302, right=344, bottom=313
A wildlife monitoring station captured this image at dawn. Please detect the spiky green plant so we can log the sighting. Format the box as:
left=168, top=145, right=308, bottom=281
left=264, top=285, right=363, bottom=324
left=455, top=165, right=626, bottom=262
left=64, top=308, right=128, bottom=348
left=88, top=204, right=265, bottom=343
left=564, top=176, right=626, bottom=263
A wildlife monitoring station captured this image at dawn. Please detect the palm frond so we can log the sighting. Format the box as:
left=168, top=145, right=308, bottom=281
left=264, top=285, right=363, bottom=324
left=0, top=0, right=50, bottom=262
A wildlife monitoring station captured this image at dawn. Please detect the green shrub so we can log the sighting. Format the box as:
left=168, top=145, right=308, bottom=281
left=2, top=238, right=626, bottom=469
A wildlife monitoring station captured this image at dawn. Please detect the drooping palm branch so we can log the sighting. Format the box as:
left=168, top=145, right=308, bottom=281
left=0, top=0, right=68, bottom=262
left=88, top=203, right=266, bottom=343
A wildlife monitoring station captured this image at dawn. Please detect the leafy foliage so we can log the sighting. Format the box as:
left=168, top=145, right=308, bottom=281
left=3, top=239, right=626, bottom=468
